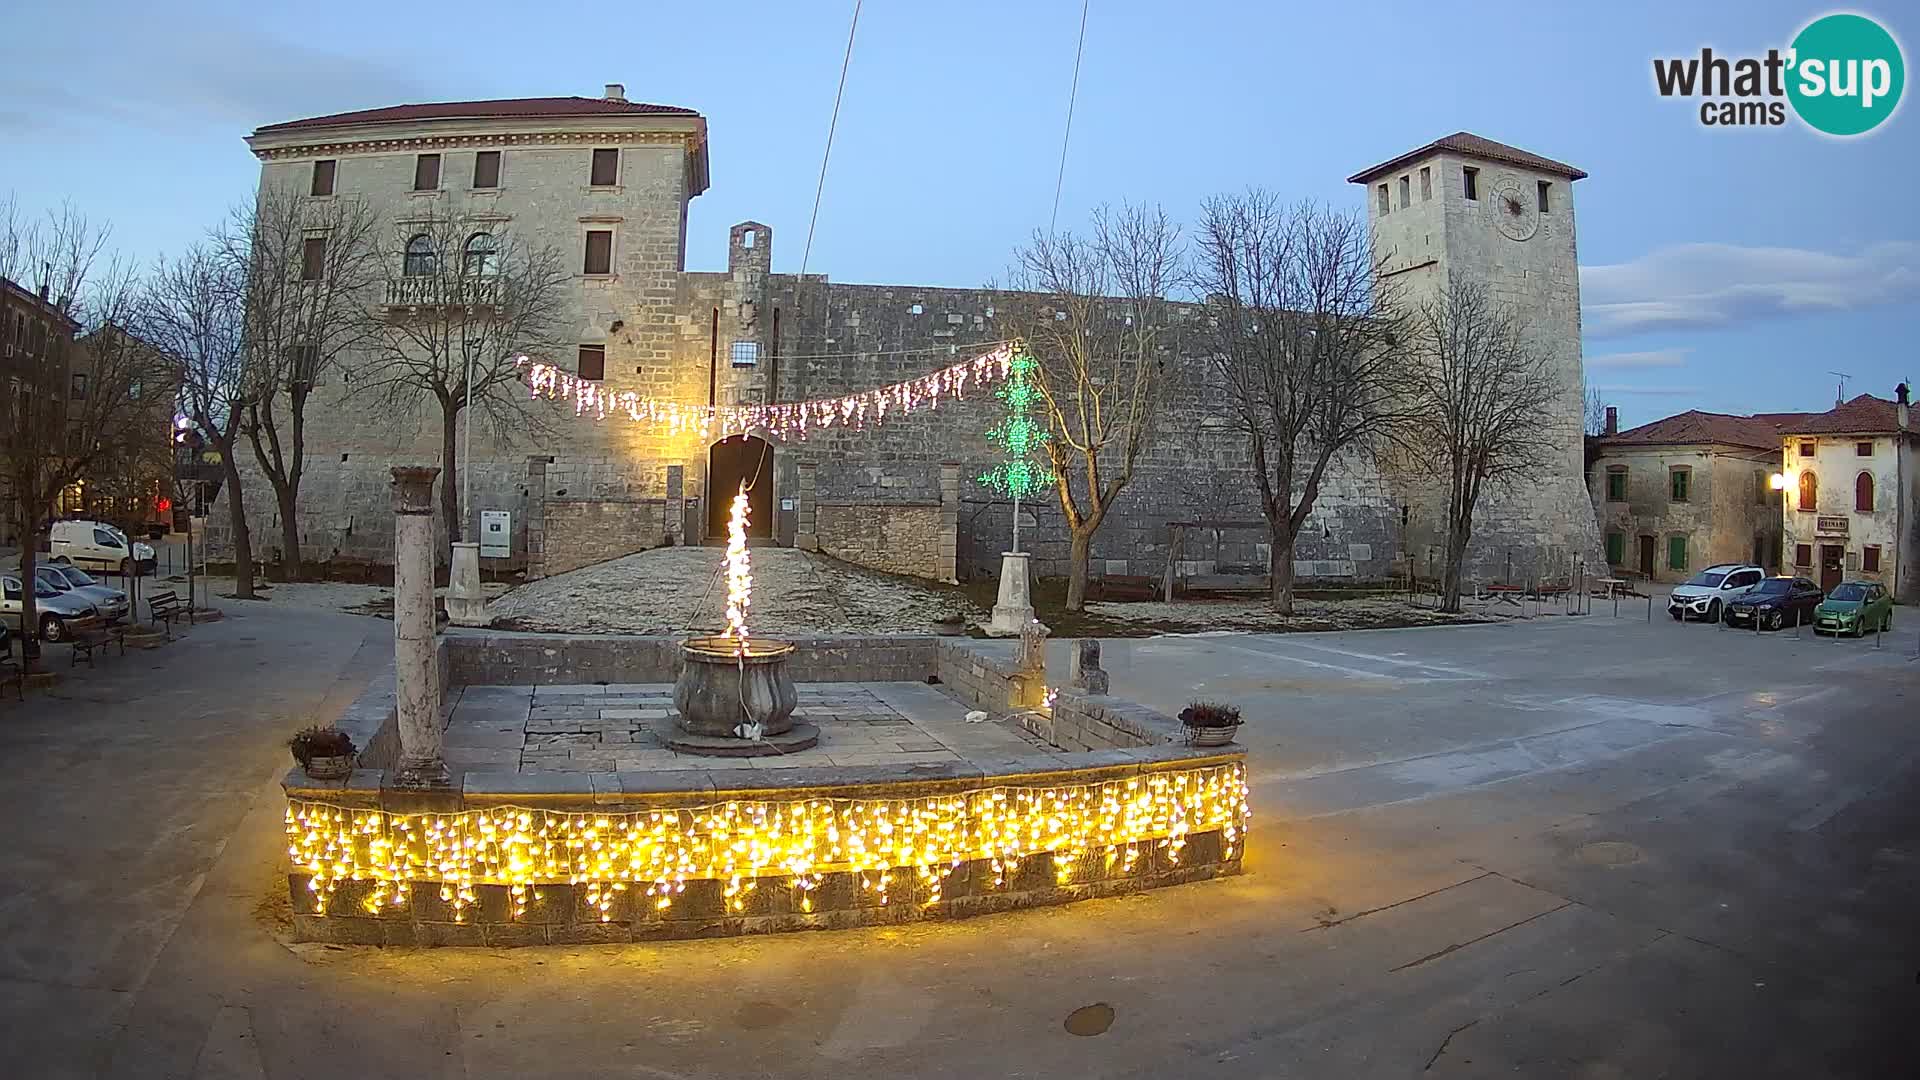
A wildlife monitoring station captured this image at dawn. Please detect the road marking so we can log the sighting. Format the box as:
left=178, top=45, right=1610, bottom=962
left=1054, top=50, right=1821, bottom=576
left=1280, top=638, right=1489, bottom=678
left=1194, top=638, right=1395, bottom=680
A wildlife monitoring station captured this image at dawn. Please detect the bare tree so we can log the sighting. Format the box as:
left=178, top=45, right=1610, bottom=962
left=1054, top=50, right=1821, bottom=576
left=1000, top=204, right=1183, bottom=611
left=1193, top=194, right=1413, bottom=613
left=1584, top=382, right=1611, bottom=437
left=1403, top=276, right=1563, bottom=612
left=141, top=242, right=261, bottom=599
left=220, top=185, right=384, bottom=578
left=0, top=197, right=156, bottom=668
left=353, top=209, right=570, bottom=544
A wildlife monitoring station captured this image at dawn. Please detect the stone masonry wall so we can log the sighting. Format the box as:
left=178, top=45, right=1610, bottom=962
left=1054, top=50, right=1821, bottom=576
left=814, top=502, right=943, bottom=580
left=541, top=498, right=669, bottom=576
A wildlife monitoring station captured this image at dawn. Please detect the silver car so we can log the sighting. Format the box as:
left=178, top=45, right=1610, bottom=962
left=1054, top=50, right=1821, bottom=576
left=1, top=573, right=99, bottom=643
left=32, top=564, right=130, bottom=625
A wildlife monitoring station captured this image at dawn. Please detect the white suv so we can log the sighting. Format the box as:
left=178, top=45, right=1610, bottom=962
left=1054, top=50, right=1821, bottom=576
left=1668, top=564, right=1766, bottom=623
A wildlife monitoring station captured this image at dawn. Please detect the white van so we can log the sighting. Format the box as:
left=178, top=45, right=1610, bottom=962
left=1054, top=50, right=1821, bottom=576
left=48, top=520, right=157, bottom=576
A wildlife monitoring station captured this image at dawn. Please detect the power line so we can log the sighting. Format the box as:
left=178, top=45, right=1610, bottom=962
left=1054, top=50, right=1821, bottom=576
left=799, top=0, right=863, bottom=283
left=1050, top=0, right=1091, bottom=233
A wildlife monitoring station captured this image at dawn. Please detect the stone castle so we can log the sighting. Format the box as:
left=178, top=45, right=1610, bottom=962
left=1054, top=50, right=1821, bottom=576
left=221, top=87, right=1602, bottom=586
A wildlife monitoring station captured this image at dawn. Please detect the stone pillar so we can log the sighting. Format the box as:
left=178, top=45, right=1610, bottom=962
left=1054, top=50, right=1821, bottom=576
left=446, top=541, right=488, bottom=626
left=938, top=462, right=960, bottom=584
left=988, top=551, right=1036, bottom=636
left=795, top=461, right=819, bottom=552
left=664, top=465, right=685, bottom=546
left=524, top=456, right=550, bottom=581
left=1069, top=639, right=1109, bottom=695
left=1017, top=617, right=1049, bottom=673
left=391, top=466, right=449, bottom=789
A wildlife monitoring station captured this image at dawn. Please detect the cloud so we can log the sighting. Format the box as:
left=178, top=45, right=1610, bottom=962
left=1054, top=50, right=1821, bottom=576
left=1591, top=385, right=1704, bottom=396
left=1586, top=349, right=1689, bottom=369
left=1581, top=242, right=1920, bottom=338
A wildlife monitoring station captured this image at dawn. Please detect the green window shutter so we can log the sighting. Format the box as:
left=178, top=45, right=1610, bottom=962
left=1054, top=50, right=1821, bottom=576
left=1606, top=532, right=1624, bottom=565
left=1606, top=471, right=1626, bottom=501
left=1668, top=536, right=1687, bottom=570
left=1670, top=469, right=1689, bottom=501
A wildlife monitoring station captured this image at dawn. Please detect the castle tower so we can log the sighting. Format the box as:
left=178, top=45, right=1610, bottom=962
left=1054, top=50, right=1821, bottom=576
left=1349, top=132, right=1605, bottom=582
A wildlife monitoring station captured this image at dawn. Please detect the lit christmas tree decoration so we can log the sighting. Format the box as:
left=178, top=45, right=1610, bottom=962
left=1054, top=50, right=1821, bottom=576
left=723, top=483, right=753, bottom=653
left=978, top=349, right=1054, bottom=551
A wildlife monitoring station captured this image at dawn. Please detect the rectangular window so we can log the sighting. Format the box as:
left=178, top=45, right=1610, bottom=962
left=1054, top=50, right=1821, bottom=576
left=70, top=372, right=88, bottom=400
left=472, top=151, right=501, bottom=189
left=1605, top=532, right=1624, bottom=566
left=583, top=230, right=613, bottom=275
left=1419, top=167, right=1431, bottom=201
left=310, top=159, right=336, bottom=197
left=1856, top=441, right=1873, bottom=456
left=301, top=235, right=326, bottom=281
left=413, top=154, right=440, bottom=191
left=1862, top=545, right=1881, bottom=573
left=590, top=148, right=619, bottom=187
left=1794, top=543, right=1812, bottom=567
left=1799, top=441, right=1815, bottom=457
left=1605, top=467, right=1627, bottom=502
left=576, top=345, right=605, bottom=381
left=1669, top=467, right=1689, bottom=502
left=731, top=341, right=760, bottom=367
left=1376, top=184, right=1389, bottom=214
left=1668, top=535, right=1687, bottom=571
left=1536, top=180, right=1551, bottom=212
left=1463, top=166, right=1479, bottom=201
left=1399, top=175, right=1410, bottom=208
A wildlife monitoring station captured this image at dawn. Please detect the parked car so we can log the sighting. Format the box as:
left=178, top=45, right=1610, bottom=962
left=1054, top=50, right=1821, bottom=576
left=1724, top=576, right=1824, bottom=630
left=1813, top=581, right=1894, bottom=637
left=1667, top=564, right=1766, bottom=623
left=1, top=573, right=99, bottom=643
left=28, top=564, right=130, bottom=625
left=49, top=519, right=156, bottom=576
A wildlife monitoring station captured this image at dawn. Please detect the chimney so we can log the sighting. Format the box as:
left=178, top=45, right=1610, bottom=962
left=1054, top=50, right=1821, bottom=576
left=1603, top=406, right=1618, bottom=436
left=603, top=83, right=625, bottom=102
left=1898, top=381, right=1911, bottom=432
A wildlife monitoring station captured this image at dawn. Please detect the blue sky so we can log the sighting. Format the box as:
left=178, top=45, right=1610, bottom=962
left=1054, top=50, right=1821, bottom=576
left=3, top=0, right=1913, bottom=426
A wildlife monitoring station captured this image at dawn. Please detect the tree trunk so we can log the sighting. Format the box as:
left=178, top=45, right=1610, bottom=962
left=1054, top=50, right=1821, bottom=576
left=275, top=484, right=303, bottom=580
left=440, top=404, right=462, bottom=546
left=1269, top=525, right=1297, bottom=615
left=17, top=498, right=42, bottom=671
left=1441, top=522, right=1470, bottom=613
left=221, top=447, right=256, bottom=599
left=1064, top=529, right=1092, bottom=612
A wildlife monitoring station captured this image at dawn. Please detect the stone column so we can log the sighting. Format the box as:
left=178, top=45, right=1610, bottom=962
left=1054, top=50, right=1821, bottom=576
left=524, top=456, right=550, bottom=581
left=391, top=466, right=449, bottom=789
left=938, top=462, right=960, bottom=584
left=1069, top=638, right=1109, bottom=695
left=664, top=465, right=685, bottom=546
left=446, top=541, right=488, bottom=626
left=795, top=461, right=819, bottom=552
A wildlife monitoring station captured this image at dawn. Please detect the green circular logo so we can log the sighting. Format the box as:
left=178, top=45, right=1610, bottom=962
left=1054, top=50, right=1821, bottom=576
left=1787, top=13, right=1905, bottom=136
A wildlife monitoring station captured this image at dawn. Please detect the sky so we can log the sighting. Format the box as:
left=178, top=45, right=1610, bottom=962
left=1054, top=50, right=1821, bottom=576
left=3, top=0, right=1914, bottom=427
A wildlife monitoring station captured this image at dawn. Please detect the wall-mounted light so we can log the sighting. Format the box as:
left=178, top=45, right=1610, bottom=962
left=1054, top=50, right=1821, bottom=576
left=1768, top=472, right=1788, bottom=491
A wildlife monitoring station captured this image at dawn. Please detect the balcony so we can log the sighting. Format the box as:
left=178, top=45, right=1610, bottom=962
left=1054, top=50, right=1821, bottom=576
left=382, top=275, right=505, bottom=310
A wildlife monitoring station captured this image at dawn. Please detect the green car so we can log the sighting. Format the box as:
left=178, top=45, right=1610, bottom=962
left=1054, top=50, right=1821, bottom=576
left=1813, top=580, right=1894, bottom=637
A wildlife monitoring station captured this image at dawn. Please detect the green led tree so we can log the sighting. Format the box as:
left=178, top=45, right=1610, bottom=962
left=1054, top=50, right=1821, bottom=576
left=978, top=348, right=1054, bottom=552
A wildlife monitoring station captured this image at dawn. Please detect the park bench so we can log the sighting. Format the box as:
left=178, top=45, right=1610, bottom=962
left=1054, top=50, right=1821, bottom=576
left=0, top=633, right=22, bottom=701
left=1090, top=574, right=1159, bottom=602
left=69, top=617, right=126, bottom=667
left=1175, top=573, right=1271, bottom=599
left=148, top=590, right=186, bottom=639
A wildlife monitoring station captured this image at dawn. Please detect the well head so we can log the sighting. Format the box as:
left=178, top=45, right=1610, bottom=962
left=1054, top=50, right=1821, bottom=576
left=681, top=635, right=794, bottom=662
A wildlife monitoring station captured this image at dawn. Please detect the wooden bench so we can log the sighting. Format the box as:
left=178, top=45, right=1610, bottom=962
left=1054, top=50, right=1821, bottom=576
left=0, top=634, right=22, bottom=701
left=69, top=618, right=126, bottom=667
left=148, top=590, right=186, bottom=639
left=1090, top=574, right=1159, bottom=601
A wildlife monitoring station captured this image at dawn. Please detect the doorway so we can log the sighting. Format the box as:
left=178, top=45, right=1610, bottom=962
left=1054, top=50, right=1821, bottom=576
left=707, top=435, right=773, bottom=540
left=1638, top=535, right=1655, bottom=579
left=1818, top=544, right=1843, bottom=592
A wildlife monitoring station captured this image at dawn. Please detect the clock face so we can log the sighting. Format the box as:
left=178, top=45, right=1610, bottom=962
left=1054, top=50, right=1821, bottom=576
left=1487, top=174, right=1539, bottom=242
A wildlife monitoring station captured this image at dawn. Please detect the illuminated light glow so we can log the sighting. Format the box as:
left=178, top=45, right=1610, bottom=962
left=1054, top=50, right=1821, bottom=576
left=515, top=344, right=1018, bottom=441
left=1769, top=472, right=1788, bottom=491
left=977, top=349, right=1054, bottom=501
left=286, top=763, right=1248, bottom=916
left=723, top=484, right=753, bottom=653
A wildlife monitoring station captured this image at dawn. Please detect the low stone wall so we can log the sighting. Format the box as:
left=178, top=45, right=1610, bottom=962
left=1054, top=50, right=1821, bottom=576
left=815, top=502, right=944, bottom=581
left=933, top=638, right=1045, bottom=712
left=445, top=633, right=939, bottom=686
left=1029, top=689, right=1184, bottom=751
left=540, top=498, right=669, bottom=576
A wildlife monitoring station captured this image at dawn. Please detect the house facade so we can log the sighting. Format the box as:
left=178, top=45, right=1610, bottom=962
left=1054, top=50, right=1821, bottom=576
left=0, top=275, right=82, bottom=547
left=1779, top=390, right=1917, bottom=601
left=1588, top=408, right=1797, bottom=584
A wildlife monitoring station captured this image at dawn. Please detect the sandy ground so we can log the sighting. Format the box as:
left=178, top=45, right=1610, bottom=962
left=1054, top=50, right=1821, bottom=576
left=156, top=573, right=509, bottom=617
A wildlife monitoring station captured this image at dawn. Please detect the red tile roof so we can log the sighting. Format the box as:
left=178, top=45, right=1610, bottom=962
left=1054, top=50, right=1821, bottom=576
left=1348, top=132, right=1587, bottom=184
left=1780, top=394, right=1907, bottom=436
left=253, top=96, right=699, bottom=135
left=1599, top=410, right=1809, bottom=452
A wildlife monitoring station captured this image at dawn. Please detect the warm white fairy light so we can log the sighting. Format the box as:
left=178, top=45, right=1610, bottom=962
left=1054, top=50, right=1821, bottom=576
left=286, top=762, right=1249, bottom=918
left=723, top=483, right=752, bottom=651
left=515, top=343, right=1017, bottom=441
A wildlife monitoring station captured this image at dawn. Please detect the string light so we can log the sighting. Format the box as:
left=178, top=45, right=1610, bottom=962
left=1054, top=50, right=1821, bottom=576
left=723, top=484, right=752, bottom=652
left=516, top=343, right=1017, bottom=441
left=287, top=762, right=1248, bottom=918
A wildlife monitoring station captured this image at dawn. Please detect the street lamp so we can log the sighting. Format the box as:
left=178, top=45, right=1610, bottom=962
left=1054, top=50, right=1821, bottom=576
left=1768, top=472, right=1788, bottom=491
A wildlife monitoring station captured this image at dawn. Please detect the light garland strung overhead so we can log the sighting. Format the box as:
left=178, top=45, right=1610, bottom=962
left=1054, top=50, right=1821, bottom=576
left=516, top=343, right=1017, bottom=441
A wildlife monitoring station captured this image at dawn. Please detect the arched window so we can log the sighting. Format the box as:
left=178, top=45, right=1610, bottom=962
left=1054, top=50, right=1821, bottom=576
left=462, top=232, right=498, bottom=277
left=1855, top=471, right=1874, bottom=512
left=403, top=234, right=436, bottom=277
left=1797, top=470, right=1817, bottom=512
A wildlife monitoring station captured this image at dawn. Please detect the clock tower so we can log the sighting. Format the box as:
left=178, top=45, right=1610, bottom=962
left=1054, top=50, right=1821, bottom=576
left=1349, top=132, right=1605, bottom=582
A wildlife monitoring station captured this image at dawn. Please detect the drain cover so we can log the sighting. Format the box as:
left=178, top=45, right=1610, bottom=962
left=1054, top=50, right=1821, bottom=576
left=1064, top=1003, right=1114, bottom=1037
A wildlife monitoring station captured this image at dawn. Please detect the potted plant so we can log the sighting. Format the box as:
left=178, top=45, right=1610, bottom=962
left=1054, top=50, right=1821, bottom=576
left=289, top=726, right=357, bottom=779
left=1178, top=701, right=1242, bottom=747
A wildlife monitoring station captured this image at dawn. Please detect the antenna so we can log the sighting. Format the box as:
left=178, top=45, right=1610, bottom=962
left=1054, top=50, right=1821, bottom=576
left=1828, top=370, right=1850, bottom=406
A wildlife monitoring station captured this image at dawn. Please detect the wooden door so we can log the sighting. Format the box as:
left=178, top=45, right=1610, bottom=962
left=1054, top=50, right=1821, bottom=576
left=1638, top=535, right=1655, bottom=579
left=1819, top=545, right=1843, bottom=593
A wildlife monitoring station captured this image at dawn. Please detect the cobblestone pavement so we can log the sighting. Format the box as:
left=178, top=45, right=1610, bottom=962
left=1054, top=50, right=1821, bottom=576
left=444, top=681, right=1051, bottom=774
left=489, top=546, right=979, bottom=635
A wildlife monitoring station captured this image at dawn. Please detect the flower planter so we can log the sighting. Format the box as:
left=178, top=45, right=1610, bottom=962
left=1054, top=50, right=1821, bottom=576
left=304, top=754, right=354, bottom=780
left=1186, top=725, right=1239, bottom=748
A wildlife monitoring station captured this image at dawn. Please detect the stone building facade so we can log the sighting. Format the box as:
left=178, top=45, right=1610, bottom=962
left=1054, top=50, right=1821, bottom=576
left=217, top=93, right=1599, bottom=587
left=1779, top=391, right=1917, bottom=601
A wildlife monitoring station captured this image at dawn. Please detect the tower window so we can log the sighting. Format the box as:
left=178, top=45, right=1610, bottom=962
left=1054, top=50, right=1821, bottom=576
left=741, top=229, right=756, bottom=249
left=583, top=230, right=613, bottom=275
left=731, top=341, right=759, bottom=367
left=301, top=235, right=327, bottom=281
left=576, top=345, right=605, bottom=381
left=1856, top=441, right=1873, bottom=456
left=412, top=153, right=440, bottom=192
left=311, top=159, right=336, bottom=197
left=1398, top=175, right=1410, bottom=208
left=472, top=151, right=501, bottom=189
left=590, top=148, right=619, bottom=187
left=1377, top=184, right=1389, bottom=214
left=1419, top=167, right=1431, bottom=201
left=1462, top=167, right=1479, bottom=201
left=1537, top=180, right=1551, bottom=212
